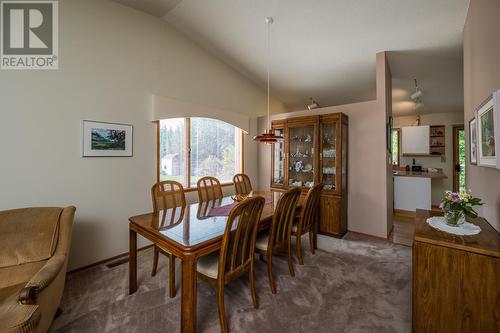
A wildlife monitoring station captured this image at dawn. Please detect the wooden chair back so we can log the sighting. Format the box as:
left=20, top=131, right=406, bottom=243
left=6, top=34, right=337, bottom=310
left=151, top=180, right=186, bottom=212
left=197, top=176, right=223, bottom=202
left=233, top=173, right=253, bottom=195
left=297, top=183, right=323, bottom=234
left=219, top=196, right=265, bottom=281
left=151, top=180, right=187, bottom=228
left=268, top=188, right=301, bottom=250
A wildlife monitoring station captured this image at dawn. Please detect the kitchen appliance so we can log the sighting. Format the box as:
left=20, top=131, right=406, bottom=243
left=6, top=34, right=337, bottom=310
left=411, top=158, right=422, bottom=172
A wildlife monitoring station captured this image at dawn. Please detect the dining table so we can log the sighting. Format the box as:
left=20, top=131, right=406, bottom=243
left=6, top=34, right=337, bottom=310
left=128, top=190, right=302, bottom=333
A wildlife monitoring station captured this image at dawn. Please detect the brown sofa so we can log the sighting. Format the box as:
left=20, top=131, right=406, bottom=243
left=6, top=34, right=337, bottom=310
left=0, top=206, right=75, bottom=333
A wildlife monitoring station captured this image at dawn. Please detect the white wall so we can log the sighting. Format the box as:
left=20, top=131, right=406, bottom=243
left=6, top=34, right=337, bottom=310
left=464, top=0, right=500, bottom=232
left=257, top=53, right=392, bottom=238
left=393, top=112, right=464, bottom=205
left=0, top=0, right=284, bottom=270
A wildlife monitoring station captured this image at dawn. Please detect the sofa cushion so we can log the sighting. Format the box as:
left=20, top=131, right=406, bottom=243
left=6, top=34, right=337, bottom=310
left=0, top=261, right=47, bottom=290
left=0, top=208, right=62, bottom=268
left=0, top=283, right=41, bottom=333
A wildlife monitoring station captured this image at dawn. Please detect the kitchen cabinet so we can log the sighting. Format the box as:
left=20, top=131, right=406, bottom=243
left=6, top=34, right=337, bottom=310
left=393, top=170, right=447, bottom=213
left=271, top=113, right=348, bottom=237
left=402, top=125, right=430, bottom=155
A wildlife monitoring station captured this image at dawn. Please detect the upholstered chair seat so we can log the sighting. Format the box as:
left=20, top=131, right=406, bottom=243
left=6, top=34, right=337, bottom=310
left=0, top=206, right=75, bottom=333
left=196, top=251, right=220, bottom=279
left=255, top=233, right=270, bottom=251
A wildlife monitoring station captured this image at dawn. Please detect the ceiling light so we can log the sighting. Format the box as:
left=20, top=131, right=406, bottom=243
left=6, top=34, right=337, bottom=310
left=410, top=90, right=423, bottom=101
left=307, top=97, right=321, bottom=110
left=254, top=17, right=283, bottom=144
left=410, top=77, right=423, bottom=102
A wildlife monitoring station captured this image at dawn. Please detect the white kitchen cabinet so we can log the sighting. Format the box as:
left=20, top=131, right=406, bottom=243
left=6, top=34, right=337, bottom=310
left=394, top=176, right=432, bottom=211
left=402, top=126, right=430, bottom=155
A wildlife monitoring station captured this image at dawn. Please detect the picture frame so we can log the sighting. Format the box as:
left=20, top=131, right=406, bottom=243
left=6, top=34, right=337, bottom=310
left=495, top=90, right=500, bottom=170
left=476, top=95, right=496, bottom=167
left=82, top=120, right=133, bottom=157
left=468, top=117, right=477, bottom=165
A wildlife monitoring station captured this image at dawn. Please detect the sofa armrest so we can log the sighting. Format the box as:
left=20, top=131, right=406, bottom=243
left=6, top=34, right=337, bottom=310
left=18, top=255, right=66, bottom=305
left=18, top=286, right=38, bottom=305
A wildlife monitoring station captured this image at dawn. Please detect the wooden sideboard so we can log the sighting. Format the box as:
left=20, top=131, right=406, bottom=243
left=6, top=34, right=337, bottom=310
left=270, top=113, right=348, bottom=237
left=412, top=209, right=500, bottom=332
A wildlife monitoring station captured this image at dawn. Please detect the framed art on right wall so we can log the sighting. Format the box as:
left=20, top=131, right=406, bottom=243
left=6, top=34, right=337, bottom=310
left=495, top=90, right=500, bottom=170
left=477, top=95, right=496, bottom=167
left=469, top=117, right=477, bottom=165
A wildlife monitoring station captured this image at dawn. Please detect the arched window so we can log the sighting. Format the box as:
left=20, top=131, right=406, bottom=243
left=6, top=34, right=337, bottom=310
left=158, top=118, right=243, bottom=187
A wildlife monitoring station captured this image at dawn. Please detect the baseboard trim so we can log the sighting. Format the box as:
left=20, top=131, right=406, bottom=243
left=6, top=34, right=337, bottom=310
left=394, top=209, right=416, bottom=218
left=387, top=224, right=394, bottom=238
left=347, top=230, right=390, bottom=242
left=67, top=244, right=154, bottom=275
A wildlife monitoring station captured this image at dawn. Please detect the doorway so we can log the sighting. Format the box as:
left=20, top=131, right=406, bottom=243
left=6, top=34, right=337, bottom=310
left=453, top=125, right=465, bottom=191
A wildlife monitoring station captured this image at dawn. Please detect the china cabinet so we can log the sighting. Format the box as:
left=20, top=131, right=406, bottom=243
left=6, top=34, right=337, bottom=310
left=271, top=113, right=348, bottom=237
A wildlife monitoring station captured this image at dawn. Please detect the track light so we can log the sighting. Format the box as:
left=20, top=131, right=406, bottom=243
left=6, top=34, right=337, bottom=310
left=410, top=90, right=423, bottom=101
left=307, top=97, right=320, bottom=110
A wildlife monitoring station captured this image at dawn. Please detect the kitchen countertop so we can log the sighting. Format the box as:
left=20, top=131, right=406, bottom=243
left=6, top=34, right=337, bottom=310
left=393, top=170, right=447, bottom=179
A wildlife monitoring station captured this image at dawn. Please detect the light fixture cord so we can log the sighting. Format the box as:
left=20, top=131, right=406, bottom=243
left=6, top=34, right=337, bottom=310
left=267, top=18, right=271, bottom=129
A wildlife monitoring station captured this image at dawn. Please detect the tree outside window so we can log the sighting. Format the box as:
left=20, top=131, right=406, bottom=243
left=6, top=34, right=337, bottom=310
left=159, top=118, right=242, bottom=187
left=392, top=129, right=400, bottom=166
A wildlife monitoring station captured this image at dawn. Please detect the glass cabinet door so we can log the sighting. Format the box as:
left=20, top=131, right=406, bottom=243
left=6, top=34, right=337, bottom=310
left=320, top=122, right=337, bottom=191
left=288, top=125, right=315, bottom=188
left=271, top=128, right=285, bottom=186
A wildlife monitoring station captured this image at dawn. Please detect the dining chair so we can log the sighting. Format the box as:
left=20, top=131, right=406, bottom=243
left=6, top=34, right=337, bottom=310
left=292, top=183, right=323, bottom=265
left=233, top=173, right=253, bottom=195
left=255, top=187, right=301, bottom=294
left=151, top=180, right=186, bottom=298
left=197, top=176, right=223, bottom=202
left=196, top=196, right=266, bottom=333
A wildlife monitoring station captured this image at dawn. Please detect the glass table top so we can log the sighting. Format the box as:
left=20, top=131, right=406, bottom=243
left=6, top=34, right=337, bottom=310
left=130, top=192, right=283, bottom=249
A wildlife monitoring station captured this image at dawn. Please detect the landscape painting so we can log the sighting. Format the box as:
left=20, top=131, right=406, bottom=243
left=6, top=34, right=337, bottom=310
left=480, top=109, right=495, bottom=157
left=83, top=121, right=133, bottom=157
left=91, top=128, right=126, bottom=150
left=477, top=97, right=496, bottom=167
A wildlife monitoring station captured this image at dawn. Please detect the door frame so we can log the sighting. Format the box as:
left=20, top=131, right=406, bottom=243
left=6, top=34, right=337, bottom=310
left=452, top=125, right=465, bottom=192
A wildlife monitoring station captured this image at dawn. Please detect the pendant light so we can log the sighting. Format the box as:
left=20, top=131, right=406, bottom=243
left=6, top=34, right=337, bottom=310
left=254, top=17, right=283, bottom=144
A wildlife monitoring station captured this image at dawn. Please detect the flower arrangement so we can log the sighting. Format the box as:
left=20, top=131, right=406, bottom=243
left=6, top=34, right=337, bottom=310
left=439, top=188, right=483, bottom=226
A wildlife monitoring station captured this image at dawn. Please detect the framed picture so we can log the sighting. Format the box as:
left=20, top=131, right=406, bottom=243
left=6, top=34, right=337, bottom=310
left=477, top=96, right=496, bottom=167
left=469, top=117, right=477, bottom=165
left=82, top=120, right=133, bottom=157
left=495, top=90, right=500, bottom=169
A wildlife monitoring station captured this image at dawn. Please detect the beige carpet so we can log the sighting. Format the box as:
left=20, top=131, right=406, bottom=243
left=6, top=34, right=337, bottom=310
left=50, top=233, right=412, bottom=333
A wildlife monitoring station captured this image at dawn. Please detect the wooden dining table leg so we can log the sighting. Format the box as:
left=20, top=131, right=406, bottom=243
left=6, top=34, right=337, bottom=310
left=129, top=228, right=137, bottom=294
left=181, top=254, right=197, bottom=333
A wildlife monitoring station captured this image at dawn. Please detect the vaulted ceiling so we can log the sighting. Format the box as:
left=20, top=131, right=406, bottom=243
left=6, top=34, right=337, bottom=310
left=114, top=0, right=470, bottom=116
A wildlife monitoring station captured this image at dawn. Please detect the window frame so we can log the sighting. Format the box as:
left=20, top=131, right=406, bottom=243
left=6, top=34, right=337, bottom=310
left=392, top=128, right=401, bottom=166
left=156, top=118, right=245, bottom=191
